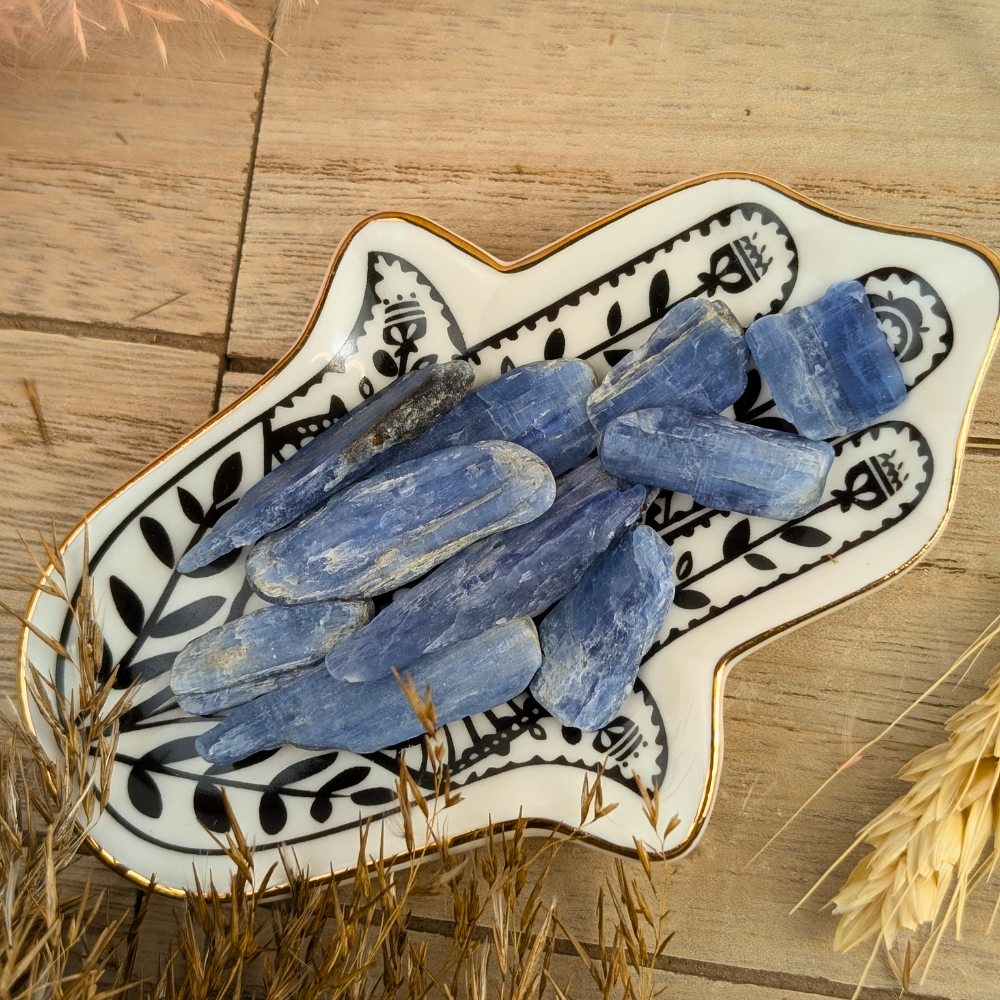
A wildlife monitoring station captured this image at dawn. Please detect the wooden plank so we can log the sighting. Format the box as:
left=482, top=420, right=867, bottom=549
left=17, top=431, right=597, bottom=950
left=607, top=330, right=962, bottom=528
left=217, top=369, right=262, bottom=411
left=0, top=329, right=219, bottom=963
left=504, top=451, right=1000, bottom=999
left=228, top=0, right=1000, bottom=406
left=0, top=5, right=271, bottom=339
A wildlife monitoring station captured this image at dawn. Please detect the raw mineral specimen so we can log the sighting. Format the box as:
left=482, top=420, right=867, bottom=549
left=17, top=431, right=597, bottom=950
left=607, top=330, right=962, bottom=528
left=586, top=299, right=748, bottom=431
left=599, top=407, right=834, bottom=520
left=744, top=280, right=906, bottom=439
left=246, top=441, right=556, bottom=603
left=387, top=359, right=599, bottom=475
left=324, top=458, right=648, bottom=682
left=171, top=600, right=372, bottom=716
left=531, top=525, right=674, bottom=731
left=177, top=361, right=476, bottom=573
left=195, top=618, right=542, bottom=762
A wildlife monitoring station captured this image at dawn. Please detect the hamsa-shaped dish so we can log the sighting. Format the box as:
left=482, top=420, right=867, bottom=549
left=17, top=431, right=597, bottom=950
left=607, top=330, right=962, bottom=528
left=19, top=174, right=1000, bottom=896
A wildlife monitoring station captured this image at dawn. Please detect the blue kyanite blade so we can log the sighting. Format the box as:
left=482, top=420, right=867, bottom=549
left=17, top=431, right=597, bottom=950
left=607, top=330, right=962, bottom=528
left=599, top=406, right=835, bottom=520
left=387, top=359, right=599, bottom=476
left=745, top=280, right=907, bottom=440
left=586, top=298, right=748, bottom=431
left=531, top=525, right=675, bottom=732
left=177, top=360, right=476, bottom=573
left=246, top=441, right=556, bottom=603
left=195, top=618, right=542, bottom=763
left=170, top=599, right=373, bottom=716
left=323, top=457, right=647, bottom=683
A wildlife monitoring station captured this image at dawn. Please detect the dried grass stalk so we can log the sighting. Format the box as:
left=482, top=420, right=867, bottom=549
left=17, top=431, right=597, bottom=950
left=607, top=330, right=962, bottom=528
left=2, top=533, right=677, bottom=1000
left=0, top=529, right=138, bottom=999
left=0, top=0, right=276, bottom=67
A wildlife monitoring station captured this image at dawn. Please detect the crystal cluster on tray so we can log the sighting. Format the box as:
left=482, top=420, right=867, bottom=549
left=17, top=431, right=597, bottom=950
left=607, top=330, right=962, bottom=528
left=169, top=280, right=906, bottom=763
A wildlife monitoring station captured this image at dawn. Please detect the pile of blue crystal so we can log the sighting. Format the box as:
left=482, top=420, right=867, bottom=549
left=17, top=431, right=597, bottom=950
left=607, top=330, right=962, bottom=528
left=172, top=281, right=906, bottom=762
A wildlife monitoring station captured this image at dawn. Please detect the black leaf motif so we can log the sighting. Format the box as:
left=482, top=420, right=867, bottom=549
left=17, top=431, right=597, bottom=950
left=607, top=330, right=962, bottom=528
left=204, top=500, right=238, bottom=529
left=359, top=376, right=374, bottom=399
left=606, top=301, right=622, bottom=337
left=177, top=486, right=204, bottom=525
left=752, top=416, right=798, bottom=435
left=675, top=551, right=693, bottom=581
left=561, top=726, right=582, bottom=745
left=310, top=765, right=371, bottom=823
left=99, top=640, right=115, bottom=685
left=544, top=329, right=565, bottom=360
left=733, top=369, right=762, bottom=421
left=109, top=576, right=145, bottom=635
left=128, top=651, right=179, bottom=683
left=373, top=350, right=399, bottom=377
left=193, top=780, right=230, bottom=833
left=234, top=747, right=280, bottom=769
left=351, top=787, right=396, bottom=807
left=648, top=270, right=670, bottom=319
left=412, top=354, right=438, bottom=370
left=268, top=753, right=339, bottom=789
left=315, top=766, right=370, bottom=796
left=603, top=349, right=630, bottom=369
left=722, top=518, right=752, bottom=561
left=140, top=516, right=174, bottom=568
left=183, top=547, right=242, bottom=578
left=328, top=395, right=347, bottom=421
left=144, top=737, right=201, bottom=766
left=501, top=356, right=515, bottom=374
left=259, top=790, right=287, bottom=835
left=673, top=589, right=711, bottom=610
left=744, top=553, right=777, bottom=571
left=310, top=796, right=333, bottom=824
left=779, top=525, right=831, bottom=548
left=149, top=596, right=225, bottom=639
left=127, top=767, right=162, bottom=819
left=120, top=687, right=177, bottom=732
left=204, top=747, right=280, bottom=777
left=213, top=453, right=243, bottom=505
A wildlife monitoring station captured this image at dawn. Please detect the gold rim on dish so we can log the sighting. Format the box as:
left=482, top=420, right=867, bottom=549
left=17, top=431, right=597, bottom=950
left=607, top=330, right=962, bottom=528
left=17, top=170, right=1000, bottom=899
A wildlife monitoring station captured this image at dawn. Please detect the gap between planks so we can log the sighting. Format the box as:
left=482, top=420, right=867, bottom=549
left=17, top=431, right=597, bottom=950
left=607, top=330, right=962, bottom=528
left=11, top=318, right=1000, bottom=460
left=211, top=0, right=282, bottom=415
left=406, top=914, right=948, bottom=1000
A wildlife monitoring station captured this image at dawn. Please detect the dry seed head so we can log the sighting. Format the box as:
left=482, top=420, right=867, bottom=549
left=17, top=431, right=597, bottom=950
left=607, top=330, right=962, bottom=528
left=829, top=653, right=1000, bottom=987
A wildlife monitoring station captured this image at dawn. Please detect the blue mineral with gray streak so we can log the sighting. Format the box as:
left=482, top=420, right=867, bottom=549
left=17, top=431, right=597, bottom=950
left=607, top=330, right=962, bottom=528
left=177, top=361, right=476, bottom=573
left=246, top=441, right=556, bottom=603
left=325, top=457, right=647, bottom=682
left=586, top=299, right=748, bottom=431
left=600, top=407, right=834, bottom=520
left=531, top=526, right=674, bottom=731
left=171, top=599, right=372, bottom=716
left=195, top=618, right=542, bottom=763
left=745, top=281, right=906, bottom=440
left=385, top=360, right=599, bottom=476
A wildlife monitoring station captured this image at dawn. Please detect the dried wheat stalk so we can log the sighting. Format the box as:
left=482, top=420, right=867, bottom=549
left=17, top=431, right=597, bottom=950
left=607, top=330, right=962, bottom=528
left=829, top=648, right=1000, bottom=992
left=778, top=613, right=1000, bottom=997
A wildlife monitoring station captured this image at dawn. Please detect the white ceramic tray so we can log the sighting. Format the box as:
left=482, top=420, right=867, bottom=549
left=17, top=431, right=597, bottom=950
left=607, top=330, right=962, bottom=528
left=19, top=173, right=1000, bottom=896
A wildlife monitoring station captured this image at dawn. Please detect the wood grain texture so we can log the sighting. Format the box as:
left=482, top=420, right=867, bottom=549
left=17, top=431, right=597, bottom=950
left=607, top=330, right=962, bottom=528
left=0, top=3, right=271, bottom=339
left=504, top=451, right=1000, bottom=999
left=217, top=368, right=262, bottom=411
left=0, top=327, right=219, bottom=964
left=3, top=0, right=1000, bottom=995
left=227, top=0, right=1000, bottom=374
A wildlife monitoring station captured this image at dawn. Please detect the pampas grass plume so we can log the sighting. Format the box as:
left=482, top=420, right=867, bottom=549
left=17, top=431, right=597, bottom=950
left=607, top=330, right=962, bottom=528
left=0, top=0, right=278, bottom=66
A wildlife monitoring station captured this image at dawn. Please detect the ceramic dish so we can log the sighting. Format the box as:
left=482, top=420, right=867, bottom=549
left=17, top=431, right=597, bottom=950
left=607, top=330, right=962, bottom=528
left=19, top=173, right=1000, bottom=896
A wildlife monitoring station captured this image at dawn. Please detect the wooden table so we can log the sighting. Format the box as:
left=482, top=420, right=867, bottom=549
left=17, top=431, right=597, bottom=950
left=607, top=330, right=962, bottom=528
left=3, top=2, right=1000, bottom=997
